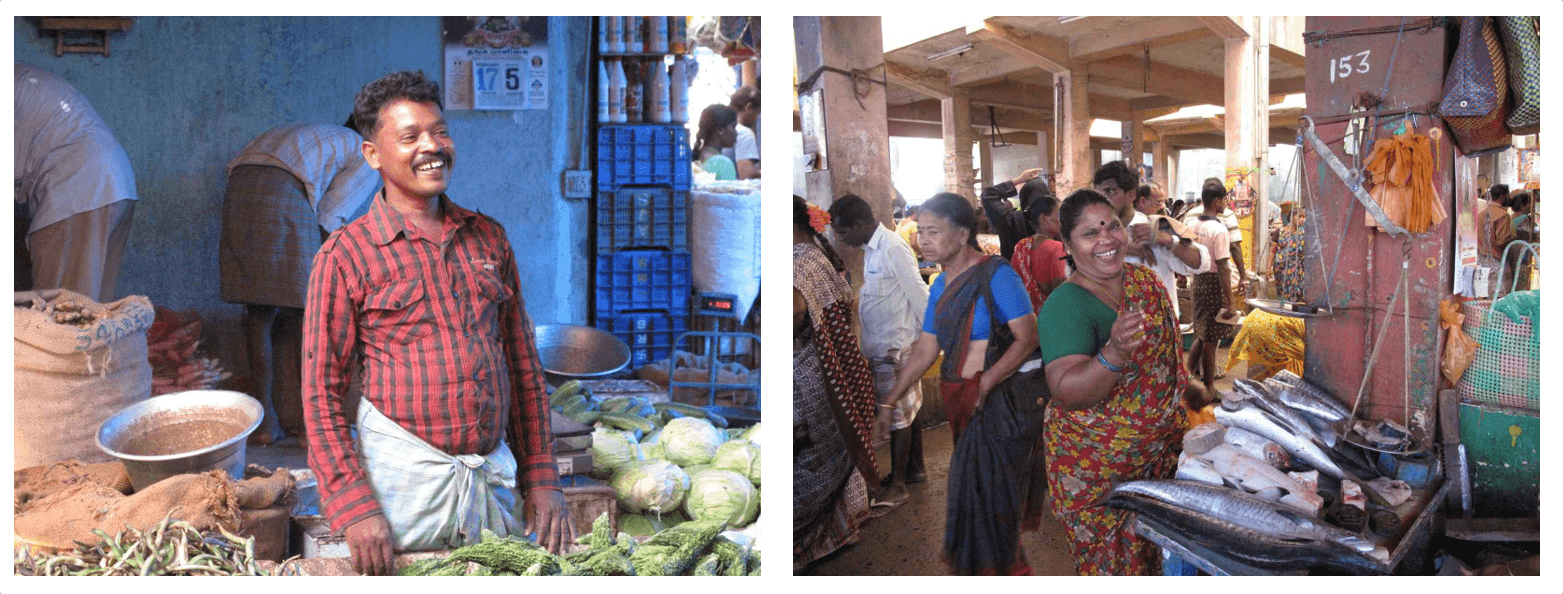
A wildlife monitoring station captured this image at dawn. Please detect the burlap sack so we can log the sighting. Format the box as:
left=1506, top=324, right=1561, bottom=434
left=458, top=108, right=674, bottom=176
left=15, top=289, right=155, bottom=468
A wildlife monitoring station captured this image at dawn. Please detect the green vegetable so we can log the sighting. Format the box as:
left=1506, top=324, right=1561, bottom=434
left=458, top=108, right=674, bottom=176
left=739, top=422, right=762, bottom=443
left=711, top=439, right=761, bottom=486
left=589, top=427, right=643, bottom=479
left=549, top=380, right=583, bottom=406
left=683, top=469, right=759, bottom=527
left=628, top=519, right=727, bottom=576
left=661, top=417, right=726, bottom=466
left=600, top=411, right=656, bottom=433
left=611, top=459, right=690, bottom=514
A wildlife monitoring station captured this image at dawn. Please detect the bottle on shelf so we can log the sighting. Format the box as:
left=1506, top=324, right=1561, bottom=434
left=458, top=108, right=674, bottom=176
left=608, top=58, right=627, bottom=123
left=624, top=58, right=644, bottom=123
left=625, top=17, right=643, bottom=54
left=597, top=60, right=611, bottom=122
left=605, top=16, right=623, bottom=54
left=648, top=17, right=669, bottom=54
left=649, top=57, right=671, bottom=123
left=669, top=56, right=689, bottom=124
left=669, top=16, right=687, bottom=54
left=597, top=16, right=611, bottom=54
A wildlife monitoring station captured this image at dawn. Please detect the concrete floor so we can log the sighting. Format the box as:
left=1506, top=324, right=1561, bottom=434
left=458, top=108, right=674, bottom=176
left=801, top=348, right=1237, bottom=576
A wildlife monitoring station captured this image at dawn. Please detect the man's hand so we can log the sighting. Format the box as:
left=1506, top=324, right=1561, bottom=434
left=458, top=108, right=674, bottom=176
left=345, top=515, right=396, bottom=576
left=1013, top=168, right=1045, bottom=186
left=524, top=489, right=575, bottom=555
left=873, top=406, right=894, bottom=444
left=1124, top=241, right=1158, bottom=266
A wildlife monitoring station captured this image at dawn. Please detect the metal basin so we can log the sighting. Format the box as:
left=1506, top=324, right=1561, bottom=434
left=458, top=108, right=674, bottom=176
left=95, top=390, right=263, bottom=492
left=534, top=324, right=630, bottom=381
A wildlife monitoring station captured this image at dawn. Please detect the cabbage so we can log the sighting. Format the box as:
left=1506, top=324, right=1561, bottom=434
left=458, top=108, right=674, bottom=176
left=589, top=427, right=643, bottom=478
left=682, top=464, right=712, bottom=476
left=661, top=417, right=726, bottom=466
left=641, top=440, right=666, bottom=461
left=618, top=512, right=685, bottom=537
left=611, top=459, right=690, bottom=514
left=711, top=440, right=761, bottom=485
left=683, top=469, right=759, bottom=527
left=740, top=422, right=762, bottom=447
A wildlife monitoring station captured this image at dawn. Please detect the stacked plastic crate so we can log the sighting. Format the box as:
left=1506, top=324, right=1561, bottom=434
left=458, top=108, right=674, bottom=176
left=594, top=17, right=692, bottom=368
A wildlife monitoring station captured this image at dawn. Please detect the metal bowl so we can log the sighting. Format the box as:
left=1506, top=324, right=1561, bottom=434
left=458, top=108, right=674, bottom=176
left=95, top=390, right=263, bottom=492
left=534, top=324, right=631, bottom=380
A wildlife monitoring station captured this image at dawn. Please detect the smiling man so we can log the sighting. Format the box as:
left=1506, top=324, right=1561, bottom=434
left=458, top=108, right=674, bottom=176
left=302, top=70, right=571, bottom=575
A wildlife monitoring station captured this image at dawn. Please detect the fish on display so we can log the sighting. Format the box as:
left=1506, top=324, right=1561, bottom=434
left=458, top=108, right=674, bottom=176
left=1215, top=397, right=1355, bottom=481
left=1193, top=444, right=1323, bottom=515
left=1222, top=426, right=1291, bottom=469
left=1232, top=380, right=1338, bottom=449
left=1266, top=371, right=1352, bottom=421
left=1103, top=481, right=1388, bottom=575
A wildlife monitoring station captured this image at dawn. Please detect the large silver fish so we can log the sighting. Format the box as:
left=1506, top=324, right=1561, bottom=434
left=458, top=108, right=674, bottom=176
left=1266, top=371, right=1353, bottom=422
left=1104, top=481, right=1388, bottom=575
left=1232, top=380, right=1337, bottom=448
left=1215, top=398, right=1354, bottom=480
left=1106, top=480, right=1376, bottom=551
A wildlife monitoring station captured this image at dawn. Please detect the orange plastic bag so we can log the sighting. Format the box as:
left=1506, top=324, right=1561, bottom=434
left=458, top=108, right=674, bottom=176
left=1440, top=298, right=1480, bottom=385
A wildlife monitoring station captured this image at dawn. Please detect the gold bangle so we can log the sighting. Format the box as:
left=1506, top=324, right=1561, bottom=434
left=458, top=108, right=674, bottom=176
left=877, top=403, right=894, bottom=410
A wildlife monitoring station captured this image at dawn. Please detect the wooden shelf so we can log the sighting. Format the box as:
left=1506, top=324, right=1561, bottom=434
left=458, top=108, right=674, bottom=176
left=38, top=17, right=135, bottom=57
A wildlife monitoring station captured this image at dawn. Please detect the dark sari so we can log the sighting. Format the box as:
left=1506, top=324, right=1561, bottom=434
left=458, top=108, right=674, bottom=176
left=935, top=256, right=1047, bottom=575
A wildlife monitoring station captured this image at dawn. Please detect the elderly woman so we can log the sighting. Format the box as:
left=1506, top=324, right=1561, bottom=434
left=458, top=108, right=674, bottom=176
left=793, top=196, right=878, bottom=570
left=1037, top=189, right=1189, bottom=575
left=876, top=193, right=1040, bottom=575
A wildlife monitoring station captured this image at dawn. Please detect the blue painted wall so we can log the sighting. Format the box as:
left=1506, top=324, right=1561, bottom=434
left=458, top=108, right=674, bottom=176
left=16, top=16, right=593, bottom=368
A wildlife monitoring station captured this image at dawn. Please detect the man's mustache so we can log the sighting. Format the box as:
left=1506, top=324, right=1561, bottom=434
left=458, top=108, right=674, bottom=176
left=413, top=150, right=453, bottom=170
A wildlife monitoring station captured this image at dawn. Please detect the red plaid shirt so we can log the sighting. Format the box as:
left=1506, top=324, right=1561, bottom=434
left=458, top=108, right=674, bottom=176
left=302, top=192, right=557, bottom=533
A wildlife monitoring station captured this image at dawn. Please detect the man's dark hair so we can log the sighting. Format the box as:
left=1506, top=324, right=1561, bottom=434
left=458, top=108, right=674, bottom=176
left=827, top=194, right=876, bottom=228
left=729, top=85, right=760, bottom=110
left=1092, top=160, right=1138, bottom=193
left=1017, top=177, right=1053, bottom=210
left=1490, top=183, right=1511, bottom=202
left=353, top=70, right=443, bottom=138
left=343, top=113, right=361, bottom=136
left=1201, top=177, right=1228, bottom=208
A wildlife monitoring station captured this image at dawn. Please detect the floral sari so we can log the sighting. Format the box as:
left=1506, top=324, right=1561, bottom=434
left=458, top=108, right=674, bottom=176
left=1044, top=263, right=1189, bottom=575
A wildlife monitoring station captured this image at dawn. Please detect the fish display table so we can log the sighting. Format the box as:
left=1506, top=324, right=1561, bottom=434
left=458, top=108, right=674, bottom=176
left=1136, top=480, right=1449, bottom=575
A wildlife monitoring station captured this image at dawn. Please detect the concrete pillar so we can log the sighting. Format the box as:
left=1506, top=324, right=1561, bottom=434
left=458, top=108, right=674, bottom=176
left=1036, top=129, right=1051, bottom=179
left=1165, top=142, right=1181, bottom=202
left=1153, top=140, right=1173, bottom=193
left=977, top=138, right=994, bottom=190
left=1222, top=17, right=1268, bottom=277
left=1123, top=119, right=1143, bottom=170
left=794, top=16, right=894, bottom=291
left=1054, top=67, right=1092, bottom=194
left=942, top=90, right=976, bottom=200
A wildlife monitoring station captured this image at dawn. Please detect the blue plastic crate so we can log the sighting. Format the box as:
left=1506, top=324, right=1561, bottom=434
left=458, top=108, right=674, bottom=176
left=594, top=249, right=692, bottom=316
left=596, top=188, right=689, bottom=255
left=596, top=311, right=689, bottom=367
left=596, top=125, right=691, bottom=191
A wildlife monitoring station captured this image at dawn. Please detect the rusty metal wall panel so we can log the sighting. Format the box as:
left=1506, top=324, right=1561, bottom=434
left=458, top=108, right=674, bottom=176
left=1300, top=17, right=1455, bottom=436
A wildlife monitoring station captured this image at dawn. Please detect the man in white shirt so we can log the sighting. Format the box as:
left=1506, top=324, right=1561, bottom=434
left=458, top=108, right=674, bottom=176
left=1182, top=187, right=1250, bottom=300
left=220, top=121, right=380, bottom=444
left=829, top=193, right=929, bottom=505
left=729, top=85, right=760, bottom=179
left=1128, top=184, right=1209, bottom=320
left=14, top=62, right=139, bottom=303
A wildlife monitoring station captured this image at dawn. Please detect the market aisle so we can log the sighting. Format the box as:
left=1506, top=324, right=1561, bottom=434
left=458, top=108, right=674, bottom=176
left=800, top=422, right=1077, bottom=575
